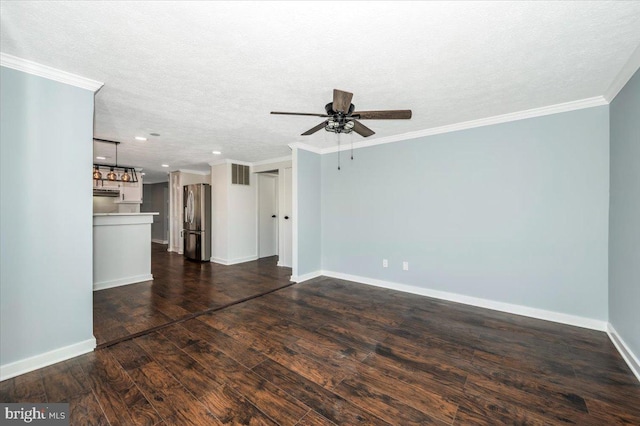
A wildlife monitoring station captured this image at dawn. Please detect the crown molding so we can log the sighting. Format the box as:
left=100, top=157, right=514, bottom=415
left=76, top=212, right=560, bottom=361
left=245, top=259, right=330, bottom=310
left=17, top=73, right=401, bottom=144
left=289, top=142, right=323, bottom=154
left=177, top=168, right=210, bottom=176
left=252, top=155, right=292, bottom=166
left=321, top=96, right=609, bottom=154
left=603, top=43, right=640, bottom=103
left=0, top=52, right=104, bottom=92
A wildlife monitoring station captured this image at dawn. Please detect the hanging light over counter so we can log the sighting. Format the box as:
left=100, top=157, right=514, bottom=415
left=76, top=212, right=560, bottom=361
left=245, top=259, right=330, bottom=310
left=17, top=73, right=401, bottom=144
left=93, top=138, right=139, bottom=184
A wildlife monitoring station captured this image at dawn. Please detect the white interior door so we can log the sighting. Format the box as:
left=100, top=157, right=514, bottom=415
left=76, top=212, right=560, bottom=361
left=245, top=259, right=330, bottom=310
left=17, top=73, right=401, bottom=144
left=258, top=174, right=278, bottom=258
left=279, top=167, right=293, bottom=267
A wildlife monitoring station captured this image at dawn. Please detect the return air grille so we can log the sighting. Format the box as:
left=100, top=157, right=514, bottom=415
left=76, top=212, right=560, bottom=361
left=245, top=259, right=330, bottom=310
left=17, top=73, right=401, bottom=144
left=231, top=164, right=250, bottom=185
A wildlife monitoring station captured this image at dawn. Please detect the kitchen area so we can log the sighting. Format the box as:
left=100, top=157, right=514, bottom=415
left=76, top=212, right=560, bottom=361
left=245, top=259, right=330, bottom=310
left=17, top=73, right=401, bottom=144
left=92, top=139, right=158, bottom=291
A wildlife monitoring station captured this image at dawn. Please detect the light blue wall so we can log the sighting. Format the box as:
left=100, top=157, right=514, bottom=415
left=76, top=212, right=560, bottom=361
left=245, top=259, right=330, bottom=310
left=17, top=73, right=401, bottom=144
left=321, top=106, right=610, bottom=320
left=296, top=149, right=321, bottom=276
left=609, top=67, right=640, bottom=358
left=1, top=67, right=95, bottom=367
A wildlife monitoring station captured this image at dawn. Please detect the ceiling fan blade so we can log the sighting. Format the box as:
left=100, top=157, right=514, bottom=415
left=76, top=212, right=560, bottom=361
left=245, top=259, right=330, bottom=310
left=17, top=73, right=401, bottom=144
left=352, top=120, right=375, bottom=137
left=333, top=89, right=354, bottom=113
left=301, top=121, right=328, bottom=136
left=271, top=111, right=329, bottom=117
left=352, top=110, right=412, bottom=120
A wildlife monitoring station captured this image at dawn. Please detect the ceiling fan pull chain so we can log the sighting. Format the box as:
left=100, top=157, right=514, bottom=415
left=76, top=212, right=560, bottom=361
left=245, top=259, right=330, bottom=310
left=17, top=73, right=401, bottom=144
left=350, top=132, right=354, bottom=160
left=337, top=133, right=341, bottom=170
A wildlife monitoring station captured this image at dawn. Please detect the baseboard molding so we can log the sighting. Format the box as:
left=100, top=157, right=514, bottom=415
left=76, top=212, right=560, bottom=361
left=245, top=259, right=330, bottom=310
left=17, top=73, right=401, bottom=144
left=0, top=337, right=96, bottom=382
left=93, top=274, right=153, bottom=291
left=320, top=270, right=607, bottom=331
left=277, top=260, right=291, bottom=268
left=210, top=256, right=258, bottom=266
left=291, top=270, right=322, bottom=283
left=151, top=239, right=168, bottom=245
left=607, top=324, right=640, bottom=383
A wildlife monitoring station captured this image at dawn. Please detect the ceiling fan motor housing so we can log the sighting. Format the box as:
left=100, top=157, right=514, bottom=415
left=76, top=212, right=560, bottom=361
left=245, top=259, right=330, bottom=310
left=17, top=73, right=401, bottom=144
left=325, top=102, right=355, bottom=116
left=324, top=102, right=357, bottom=133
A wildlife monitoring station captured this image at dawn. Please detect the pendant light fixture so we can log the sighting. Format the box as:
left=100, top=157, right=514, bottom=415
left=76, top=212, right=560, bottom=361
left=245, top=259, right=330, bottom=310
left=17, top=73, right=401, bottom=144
left=93, top=138, right=139, bottom=184
left=107, top=168, right=117, bottom=181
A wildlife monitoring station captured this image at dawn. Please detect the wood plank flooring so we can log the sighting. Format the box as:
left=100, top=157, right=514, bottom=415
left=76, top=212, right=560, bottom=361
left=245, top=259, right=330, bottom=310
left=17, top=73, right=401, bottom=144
left=93, top=243, right=293, bottom=346
left=3, top=274, right=639, bottom=425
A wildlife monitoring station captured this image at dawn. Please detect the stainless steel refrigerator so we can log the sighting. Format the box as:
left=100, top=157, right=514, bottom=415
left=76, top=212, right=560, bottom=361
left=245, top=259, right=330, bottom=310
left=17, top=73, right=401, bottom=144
left=182, top=183, right=211, bottom=261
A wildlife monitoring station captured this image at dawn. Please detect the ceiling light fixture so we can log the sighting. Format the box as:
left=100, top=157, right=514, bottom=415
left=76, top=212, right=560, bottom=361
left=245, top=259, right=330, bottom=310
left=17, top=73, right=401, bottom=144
left=161, top=164, right=169, bottom=168
left=93, top=138, right=139, bottom=185
left=212, top=151, right=222, bottom=155
left=135, top=136, right=147, bottom=141
left=96, top=156, right=106, bottom=160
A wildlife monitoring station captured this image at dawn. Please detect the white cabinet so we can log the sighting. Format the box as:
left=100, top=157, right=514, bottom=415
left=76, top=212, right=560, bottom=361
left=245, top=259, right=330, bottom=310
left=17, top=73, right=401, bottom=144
left=120, top=178, right=143, bottom=203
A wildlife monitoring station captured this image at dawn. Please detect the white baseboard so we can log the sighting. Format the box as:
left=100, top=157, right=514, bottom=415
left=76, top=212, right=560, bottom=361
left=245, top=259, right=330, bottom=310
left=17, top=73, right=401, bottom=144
left=0, top=337, right=96, bottom=382
left=607, top=323, right=640, bottom=383
left=291, top=270, right=322, bottom=283
left=210, top=256, right=258, bottom=266
left=320, top=270, right=608, bottom=331
left=151, top=239, right=168, bottom=245
left=277, top=260, right=291, bottom=268
left=93, top=274, right=153, bottom=291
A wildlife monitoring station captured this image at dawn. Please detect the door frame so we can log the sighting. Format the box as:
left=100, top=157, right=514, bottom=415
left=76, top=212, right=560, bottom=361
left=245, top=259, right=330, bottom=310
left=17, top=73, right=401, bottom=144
left=257, top=172, right=279, bottom=258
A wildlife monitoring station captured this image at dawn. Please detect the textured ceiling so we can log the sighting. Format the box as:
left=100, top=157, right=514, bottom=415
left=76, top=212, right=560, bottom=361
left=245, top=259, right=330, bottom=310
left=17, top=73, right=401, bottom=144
left=2, top=1, right=640, bottom=182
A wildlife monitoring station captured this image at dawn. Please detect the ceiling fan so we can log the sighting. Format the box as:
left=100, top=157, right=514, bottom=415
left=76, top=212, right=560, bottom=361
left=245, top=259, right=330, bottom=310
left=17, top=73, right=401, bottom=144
left=271, top=89, right=412, bottom=137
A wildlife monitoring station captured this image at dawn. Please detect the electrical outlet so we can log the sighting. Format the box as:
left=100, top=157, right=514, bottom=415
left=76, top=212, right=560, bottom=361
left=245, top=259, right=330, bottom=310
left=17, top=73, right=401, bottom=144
left=383, top=259, right=388, bottom=268
left=403, top=261, right=409, bottom=271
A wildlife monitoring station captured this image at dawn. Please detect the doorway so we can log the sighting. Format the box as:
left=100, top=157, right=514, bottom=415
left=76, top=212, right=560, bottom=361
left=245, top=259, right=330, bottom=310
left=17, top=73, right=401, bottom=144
left=258, top=172, right=278, bottom=258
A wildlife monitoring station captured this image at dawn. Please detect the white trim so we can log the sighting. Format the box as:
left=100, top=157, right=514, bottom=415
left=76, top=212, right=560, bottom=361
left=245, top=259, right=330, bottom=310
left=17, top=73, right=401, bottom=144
left=607, top=324, right=640, bottom=383
left=288, top=142, right=323, bottom=154
left=321, top=96, right=608, bottom=154
left=177, top=169, right=210, bottom=176
left=291, top=270, right=322, bottom=283
left=252, top=155, right=292, bottom=166
left=209, top=159, right=228, bottom=167
left=320, top=270, right=607, bottom=331
left=291, top=148, right=299, bottom=279
left=604, top=43, right=640, bottom=102
left=0, top=338, right=96, bottom=382
left=93, top=274, right=153, bottom=291
left=210, top=255, right=258, bottom=266
left=0, top=52, right=104, bottom=92
left=151, top=239, right=168, bottom=245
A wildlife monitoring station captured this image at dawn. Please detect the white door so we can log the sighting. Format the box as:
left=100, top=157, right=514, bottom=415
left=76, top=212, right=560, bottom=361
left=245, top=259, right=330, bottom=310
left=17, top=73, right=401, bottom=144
left=279, top=167, right=293, bottom=267
left=258, top=174, right=278, bottom=258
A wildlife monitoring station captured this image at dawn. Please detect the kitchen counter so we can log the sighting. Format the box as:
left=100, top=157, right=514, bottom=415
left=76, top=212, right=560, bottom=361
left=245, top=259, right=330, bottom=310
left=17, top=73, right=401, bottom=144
left=93, top=212, right=159, bottom=290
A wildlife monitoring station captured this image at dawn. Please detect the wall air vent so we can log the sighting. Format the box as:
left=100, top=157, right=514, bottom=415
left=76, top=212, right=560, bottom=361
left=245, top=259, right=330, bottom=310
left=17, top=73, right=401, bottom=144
left=231, top=164, right=250, bottom=185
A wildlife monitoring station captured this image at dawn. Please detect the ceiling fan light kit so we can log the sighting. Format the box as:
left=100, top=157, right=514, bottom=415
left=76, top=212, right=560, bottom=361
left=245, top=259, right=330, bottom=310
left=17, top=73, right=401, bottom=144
left=271, top=89, right=412, bottom=138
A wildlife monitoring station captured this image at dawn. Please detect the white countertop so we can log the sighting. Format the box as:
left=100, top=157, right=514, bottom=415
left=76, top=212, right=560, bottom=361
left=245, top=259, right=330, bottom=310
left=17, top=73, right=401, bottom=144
left=94, top=212, right=159, bottom=226
left=93, top=212, right=159, bottom=216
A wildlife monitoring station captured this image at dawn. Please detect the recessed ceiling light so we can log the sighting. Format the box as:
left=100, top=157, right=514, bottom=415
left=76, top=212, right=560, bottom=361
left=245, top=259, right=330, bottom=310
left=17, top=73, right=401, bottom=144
left=161, top=164, right=169, bottom=168
left=149, top=132, right=161, bottom=137
left=212, top=151, right=222, bottom=155
left=141, top=172, right=146, bottom=176
left=96, top=156, right=106, bottom=160
left=135, top=136, right=147, bottom=141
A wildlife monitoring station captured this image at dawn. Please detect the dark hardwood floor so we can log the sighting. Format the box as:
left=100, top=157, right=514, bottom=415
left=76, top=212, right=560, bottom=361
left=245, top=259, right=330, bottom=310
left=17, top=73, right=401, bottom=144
left=3, top=255, right=640, bottom=424
left=93, top=243, right=293, bottom=346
